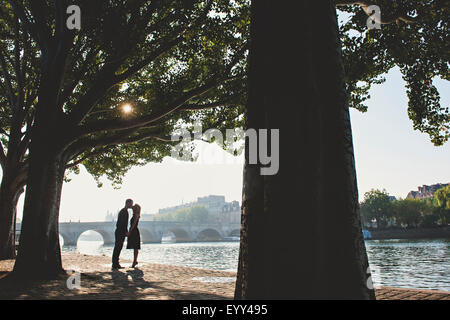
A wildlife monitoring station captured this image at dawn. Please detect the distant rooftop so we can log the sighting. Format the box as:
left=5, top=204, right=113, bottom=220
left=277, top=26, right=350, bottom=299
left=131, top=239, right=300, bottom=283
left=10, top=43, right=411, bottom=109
left=406, top=183, right=449, bottom=200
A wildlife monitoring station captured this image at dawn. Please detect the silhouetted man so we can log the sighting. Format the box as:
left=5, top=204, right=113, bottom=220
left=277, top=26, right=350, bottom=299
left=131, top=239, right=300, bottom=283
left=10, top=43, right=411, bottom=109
left=112, top=199, right=133, bottom=269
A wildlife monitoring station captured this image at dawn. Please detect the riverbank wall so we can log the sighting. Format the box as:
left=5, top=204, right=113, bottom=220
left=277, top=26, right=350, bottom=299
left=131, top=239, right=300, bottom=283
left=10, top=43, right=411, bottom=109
left=368, top=226, right=450, bottom=240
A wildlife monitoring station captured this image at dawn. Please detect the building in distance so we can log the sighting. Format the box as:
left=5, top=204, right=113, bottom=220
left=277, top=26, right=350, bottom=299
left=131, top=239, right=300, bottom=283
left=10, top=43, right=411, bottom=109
left=406, top=183, right=449, bottom=200
left=156, top=195, right=240, bottom=224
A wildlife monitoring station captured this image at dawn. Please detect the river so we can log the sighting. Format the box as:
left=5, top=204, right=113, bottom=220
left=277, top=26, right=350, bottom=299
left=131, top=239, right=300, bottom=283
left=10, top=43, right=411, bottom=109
left=62, top=238, right=449, bottom=291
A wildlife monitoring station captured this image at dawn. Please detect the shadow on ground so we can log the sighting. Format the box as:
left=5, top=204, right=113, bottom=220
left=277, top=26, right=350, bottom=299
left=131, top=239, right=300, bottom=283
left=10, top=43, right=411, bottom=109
left=0, top=268, right=231, bottom=300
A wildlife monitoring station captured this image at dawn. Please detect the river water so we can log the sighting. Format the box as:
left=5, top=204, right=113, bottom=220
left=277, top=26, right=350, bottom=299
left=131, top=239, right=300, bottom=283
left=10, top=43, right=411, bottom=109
left=62, top=238, right=449, bottom=291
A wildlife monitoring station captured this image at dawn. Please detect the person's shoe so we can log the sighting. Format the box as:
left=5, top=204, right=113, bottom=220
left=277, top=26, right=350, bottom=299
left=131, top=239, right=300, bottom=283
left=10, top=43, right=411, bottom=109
left=131, top=262, right=138, bottom=268
left=112, top=265, right=124, bottom=270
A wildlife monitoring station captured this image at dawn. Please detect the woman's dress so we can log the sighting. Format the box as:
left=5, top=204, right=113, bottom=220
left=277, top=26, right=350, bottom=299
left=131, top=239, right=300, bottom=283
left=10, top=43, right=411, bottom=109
left=126, top=215, right=141, bottom=249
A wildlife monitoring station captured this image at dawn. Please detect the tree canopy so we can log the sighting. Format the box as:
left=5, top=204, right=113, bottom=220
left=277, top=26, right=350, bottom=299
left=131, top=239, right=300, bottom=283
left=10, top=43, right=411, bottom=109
left=392, top=198, right=433, bottom=227
left=360, top=189, right=394, bottom=227
left=435, top=184, right=450, bottom=209
left=337, top=0, right=449, bottom=145
left=0, top=0, right=249, bottom=187
left=434, top=185, right=450, bottom=224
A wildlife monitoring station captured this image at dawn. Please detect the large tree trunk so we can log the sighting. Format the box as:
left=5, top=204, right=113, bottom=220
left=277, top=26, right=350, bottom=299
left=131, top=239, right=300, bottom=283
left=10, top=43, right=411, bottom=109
left=12, top=93, right=68, bottom=279
left=0, top=111, right=27, bottom=260
left=235, top=1, right=375, bottom=299
left=0, top=181, right=24, bottom=260
left=12, top=144, right=66, bottom=279
left=11, top=35, right=71, bottom=279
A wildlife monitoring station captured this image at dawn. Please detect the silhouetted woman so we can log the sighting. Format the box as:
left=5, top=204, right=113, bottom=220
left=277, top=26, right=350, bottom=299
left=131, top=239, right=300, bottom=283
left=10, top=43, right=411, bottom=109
left=126, top=204, right=141, bottom=268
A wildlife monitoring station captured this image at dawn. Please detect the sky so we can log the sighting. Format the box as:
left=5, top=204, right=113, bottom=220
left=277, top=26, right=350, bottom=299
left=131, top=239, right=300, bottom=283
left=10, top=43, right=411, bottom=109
left=12, top=66, right=449, bottom=222
left=350, top=67, right=450, bottom=200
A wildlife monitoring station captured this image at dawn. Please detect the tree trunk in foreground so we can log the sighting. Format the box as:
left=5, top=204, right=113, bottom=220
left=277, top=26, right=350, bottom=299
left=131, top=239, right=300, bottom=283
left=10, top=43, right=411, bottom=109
left=235, top=0, right=375, bottom=299
left=10, top=32, right=72, bottom=279
left=0, top=183, right=24, bottom=260
left=12, top=146, right=66, bottom=279
left=12, top=107, right=67, bottom=279
left=0, top=108, right=28, bottom=260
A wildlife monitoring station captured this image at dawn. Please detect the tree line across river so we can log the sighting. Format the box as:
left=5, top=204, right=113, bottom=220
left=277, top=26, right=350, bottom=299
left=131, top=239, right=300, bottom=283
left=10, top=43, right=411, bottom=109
left=360, top=186, right=450, bottom=229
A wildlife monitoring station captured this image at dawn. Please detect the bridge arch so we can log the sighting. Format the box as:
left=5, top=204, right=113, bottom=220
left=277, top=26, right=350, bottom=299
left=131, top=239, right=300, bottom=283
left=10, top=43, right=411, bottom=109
left=77, top=229, right=115, bottom=245
left=196, top=228, right=223, bottom=241
left=59, top=232, right=79, bottom=246
left=95, top=229, right=114, bottom=245
left=59, top=233, right=67, bottom=247
left=59, top=229, right=114, bottom=246
left=167, top=228, right=192, bottom=242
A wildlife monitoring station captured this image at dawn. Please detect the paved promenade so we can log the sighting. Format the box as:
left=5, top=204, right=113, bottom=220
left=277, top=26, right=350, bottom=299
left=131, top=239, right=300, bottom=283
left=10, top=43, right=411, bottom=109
left=0, top=253, right=448, bottom=300
left=375, top=287, right=449, bottom=300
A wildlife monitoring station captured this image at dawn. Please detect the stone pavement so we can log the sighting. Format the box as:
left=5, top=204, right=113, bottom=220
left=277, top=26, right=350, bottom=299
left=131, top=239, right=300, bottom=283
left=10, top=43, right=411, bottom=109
left=375, top=286, right=449, bottom=300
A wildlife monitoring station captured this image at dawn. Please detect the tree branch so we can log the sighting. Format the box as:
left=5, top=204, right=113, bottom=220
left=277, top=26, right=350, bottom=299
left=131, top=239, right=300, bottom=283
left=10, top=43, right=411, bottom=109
left=66, top=146, right=114, bottom=169
left=65, top=126, right=172, bottom=160
left=110, top=131, right=173, bottom=145
left=11, top=161, right=28, bottom=191
left=65, top=127, right=139, bottom=160
left=114, top=35, right=185, bottom=84
left=27, top=0, right=52, bottom=45
left=67, top=0, right=215, bottom=126
left=58, top=45, right=101, bottom=108
left=180, top=101, right=233, bottom=111
left=71, top=77, right=223, bottom=140
left=0, top=47, right=16, bottom=108
left=17, top=130, right=30, bottom=162
left=0, top=140, right=7, bottom=172
left=13, top=15, right=24, bottom=109
left=67, top=32, right=185, bottom=126
left=114, top=0, right=215, bottom=84
left=54, top=0, right=70, bottom=38
left=7, top=0, right=41, bottom=46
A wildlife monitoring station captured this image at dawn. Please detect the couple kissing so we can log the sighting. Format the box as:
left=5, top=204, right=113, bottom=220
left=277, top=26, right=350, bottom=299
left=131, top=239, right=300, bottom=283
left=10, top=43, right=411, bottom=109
left=112, top=199, right=141, bottom=269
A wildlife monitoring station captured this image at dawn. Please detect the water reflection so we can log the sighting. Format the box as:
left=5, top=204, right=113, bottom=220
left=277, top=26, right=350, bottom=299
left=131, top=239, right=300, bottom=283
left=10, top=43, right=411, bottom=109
left=63, top=239, right=449, bottom=291
left=64, top=241, right=240, bottom=271
left=365, top=239, right=449, bottom=291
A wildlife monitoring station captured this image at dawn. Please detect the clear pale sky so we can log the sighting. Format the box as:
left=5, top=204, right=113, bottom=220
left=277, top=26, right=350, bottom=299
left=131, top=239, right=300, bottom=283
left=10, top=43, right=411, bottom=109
left=351, top=67, right=449, bottom=200
left=12, top=68, right=449, bottom=222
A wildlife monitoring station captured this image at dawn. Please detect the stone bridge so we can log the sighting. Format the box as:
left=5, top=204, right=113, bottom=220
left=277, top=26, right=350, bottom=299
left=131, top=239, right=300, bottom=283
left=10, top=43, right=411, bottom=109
left=17, top=221, right=241, bottom=246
